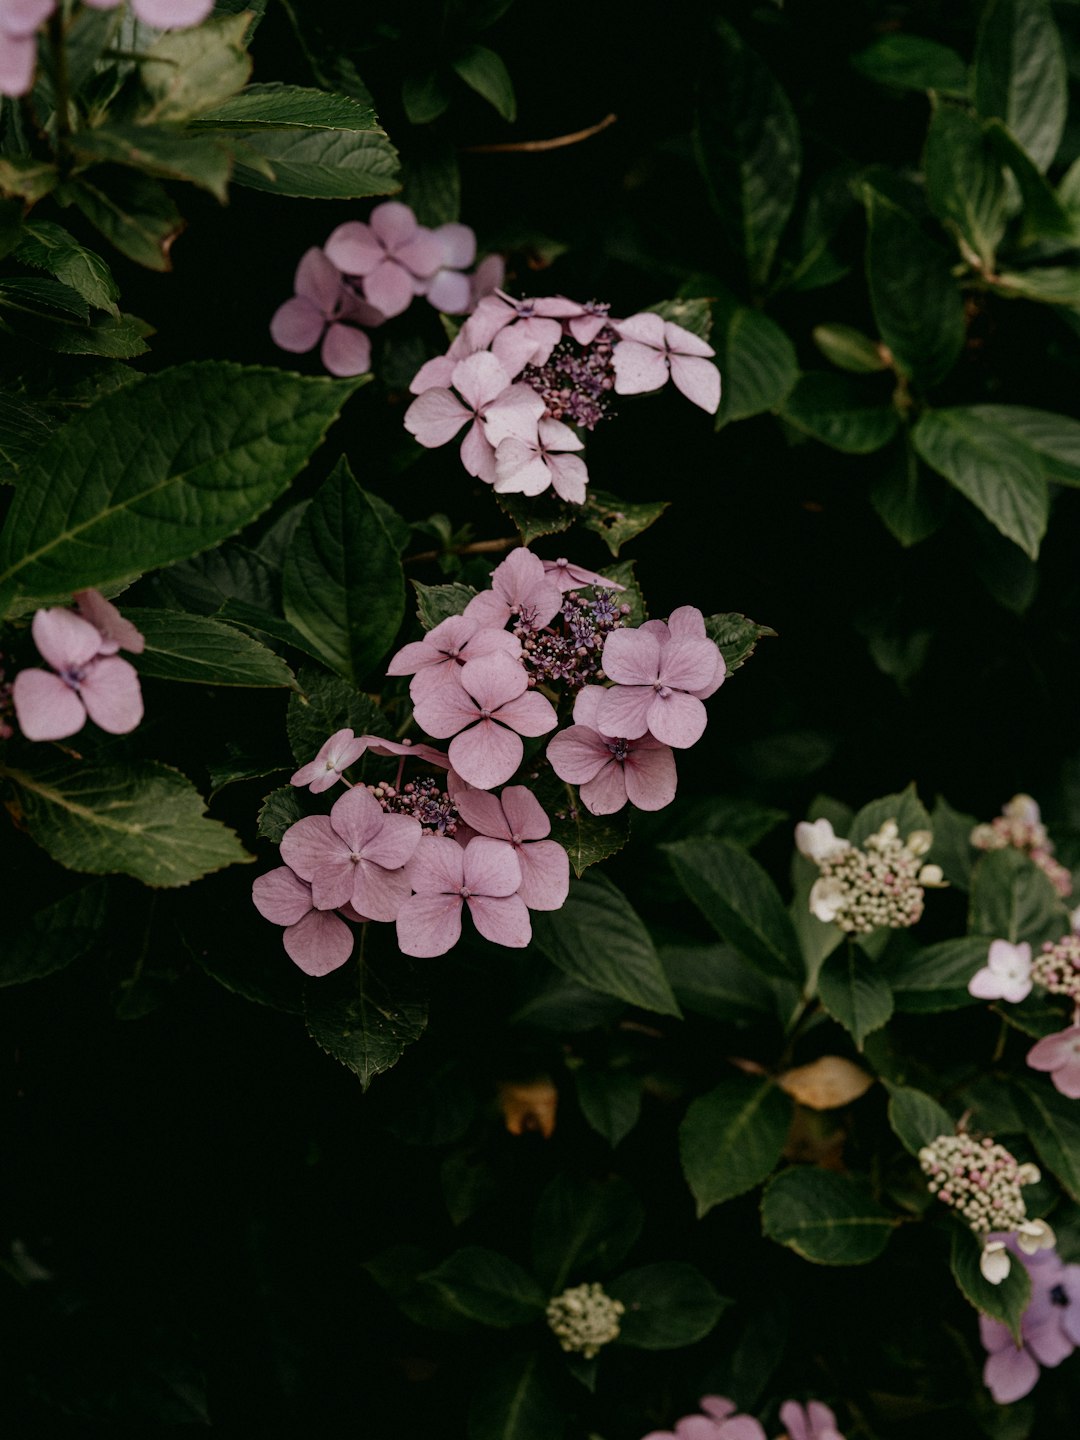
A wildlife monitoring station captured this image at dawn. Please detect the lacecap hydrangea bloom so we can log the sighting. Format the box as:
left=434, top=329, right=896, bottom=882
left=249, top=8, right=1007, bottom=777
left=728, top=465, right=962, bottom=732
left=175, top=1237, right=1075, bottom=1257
left=971, top=793, right=1072, bottom=898
left=795, top=816, right=945, bottom=933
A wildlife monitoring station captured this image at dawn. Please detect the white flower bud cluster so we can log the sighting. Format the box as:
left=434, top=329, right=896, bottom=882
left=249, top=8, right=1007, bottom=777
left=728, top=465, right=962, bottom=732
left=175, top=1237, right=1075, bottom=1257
left=970, top=794, right=1072, bottom=898
left=1032, top=934, right=1080, bottom=1005
left=545, top=1282, right=625, bottom=1358
left=808, top=821, right=942, bottom=934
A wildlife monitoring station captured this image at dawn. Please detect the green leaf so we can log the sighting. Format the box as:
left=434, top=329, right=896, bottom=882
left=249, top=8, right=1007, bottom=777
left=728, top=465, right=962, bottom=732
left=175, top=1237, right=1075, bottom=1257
left=761, top=1168, right=895, bottom=1264
left=141, top=12, right=252, bottom=122
left=884, top=936, right=989, bottom=1013
left=950, top=1224, right=1031, bottom=1340
left=924, top=107, right=1008, bottom=269
left=649, top=297, right=714, bottom=340
left=703, top=613, right=777, bottom=675
left=928, top=796, right=976, bottom=890
left=995, top=995, right=1067, bottom=1038
left=580, top=489, right=669, bottom=557
left=402, top=69, right=452, bottom=126
left=532, top=768, right=630, bottom=878
left=974, top=0, right=1067, bottom=172
left=984, top=118, right=1075, bottom=239
left=1014, top=1078, right=1080, bottom=1201
left=883, top=1082, right=955, bottom=1155
left=194, top=84, right=401, bottom=198
left=851, top=34, right=969, bottom=96
left=660, top=943, right=778, bottom=1024
left=14, top=222, right=119, bottom=315
left=680, top=1074, right=793, bottom=1216
left=468, top=1350, right=564, bottom=1440
left=610, top=1263, right=727, bottom=1349
left=452, top=44, right=516, bottom=122
left=400, top=128, right=461, bottom=226
left=863, top=189, right=965, bottom=386
left=663, top=837, right=802, bottom=980
left=912, top=408, right=1049, bottom=559
left=954, top=405, right=1080, bottom=485
left=304, top=960, right=428, bottom=1090
left=121, top=608, right=296, bottom=688
left=993, top=267, right=1080, bottom=305
left=215, top=599, right=324, bottom=662
left=531, top=1175, right=644, bottom=1292
left=0, top=395, right=54, bottom=484
left=413, top=580, right=477, bottom=630
left=1, top=883, right=108, bottom=987
left=574, top=1069, right=642, bottom=1148
left=0, top=156, right=59, bottom=204
left=869, top=444, right=951, bottom=548
left=695, top=20, right=801, bottom=288
left=286, top=667, right=389, bottom=765
left=19, top=311, right=154, bottom=359
left=256, top=785, right=302, bottom=843
left=531, top=873, right=680, bottom=1017
left=817, top=945, right=894, bottom=1049
left=848, top=784, right=931, bottom=846
left=423, top=1247, right=545, bottom=1326
left=282, top=458, right=404, bottom=684
left=5, top=757, right=251, bottom=887
left=781, top=373, right=899, bottom=454
left=73, top=125, right=234, bottom=203
left=0, top=363, right=361, bottom=616
left=495, top=491, right=574, bottom=546
left=0, top=276, right=89, bottom=322
left=713, top=299, right=798, bottom=425
left=67, top=168, right=185, bottom=271
left=812, top=323, right=889, bottom=374
left=970, top=847, right=1067, bottom=946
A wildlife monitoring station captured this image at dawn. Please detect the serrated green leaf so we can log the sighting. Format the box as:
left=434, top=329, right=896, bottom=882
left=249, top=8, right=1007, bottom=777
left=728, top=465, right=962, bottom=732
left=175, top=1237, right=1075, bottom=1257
left=680, top=1075, right=793, bottom=1216
left=531, top=1175, right=644, bottom=1291
left=869, top=443, right=952, bottom=548
left=993, top=266, right=1080, bottom=306
left=970, top=847, right=1068, bottom=946
left=884, top=935, right=989, bottom=1012
left=703, top=612, right=777, bottom=674
left=848, top=784, right=931, bottom=846
left=649, top=297, right=714, bottom=340
left=0, top=395, right=54, bottom=484
left=781, top=373, right=899, bottom=454
left=141, top=12, right=252, bottom=122
left=0, top=157, right=59, bottom=204
left=852, top=34, right=969, bottom=96
left=609, top=1263, right=727, bottom=1349
left=124, top=607, right=296, bottom=687
left=495, top=490, right=574, bottom=546
left=928, top=796, right=977, bottom=890
left=580, top=489, right=669, bottom=556
left=1014, top=1077, right=1080, bottom=1201
left=660, top=943, right=778, bottom=1024
left=984, top=118, right=1075, bottom=240
left=762, top=1168, right=895, bottom=1264
left=574, top=1069, right=642, bottom=1148
left=531, top=767, right=630, bottom=877
left=305, top=960, right=428, bottom=1089
left=1, top=882, right=108, bottom=987
left=256, top=785, right=302, bottom=843
left=884, top=1082, right=955, bottom=1155
left=73, top=124, right=234, bottom=203
left=468, top=1350, right=563, bottom=1440
left=67, top=168, right=184, bottom=272
left=817, top=945, right=893, bottom=1048
left=413, top=580, right=477, bottom=630
left=286, top=666, right=390, bottom=765
left=14, top=221, right=119, bottom=315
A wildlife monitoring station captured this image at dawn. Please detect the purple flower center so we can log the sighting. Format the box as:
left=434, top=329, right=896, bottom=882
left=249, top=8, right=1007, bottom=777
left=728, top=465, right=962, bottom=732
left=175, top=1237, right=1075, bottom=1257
left=1052, top=1283, right=1069, bottom=1305
left=609, top=739, right=630, bottom=763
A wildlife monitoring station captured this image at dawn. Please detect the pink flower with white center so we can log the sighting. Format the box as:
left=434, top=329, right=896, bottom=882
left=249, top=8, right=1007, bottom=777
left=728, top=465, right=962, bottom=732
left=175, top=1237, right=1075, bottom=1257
left=612, top=313, right=721, bottom=414
left=419, top=223, right=477, bottom=315
left=412, top=652, right=557, bottom=790
left=270, top=247, right=381, bottom=378
left=463, top=547, right=564, bottom=630
left=279, top=785, right=421, bottom=920
left=403, top=351, right=545, bottom=484
left=636, top=606, right=726, bottom=698
left=597, top=623, right=723, bottom=749
left=324, top=202, right=444, bottom=319
left=387, top=614, right=521, bottom=700
left=968, top=939, right=1034, bottom=1003
left=452, top=783, right=569, bottom=910
left=779, top=1401, right=846, bottom=1440
left=1027, top=1025, right=1080, bottom=1098
left=251, top=866, right=355, bottom=977
left=542, top=558, right=626, bottom=594
left=547, top=684, right=677, bottom=815
left=290, top=727, right=367, bottom=794
left=641, top=1395, right=766, bottom=1440
left=396, top=834, right=530, bottom=956
left=13, top=607, right=143, bottom=741
left=0, top=0, right=53, bottom=98
left=491, top=415, right=590, bottom=504
left=83, top=0, right=213, bottom=29
left=73, top=589, right=144, bottom=657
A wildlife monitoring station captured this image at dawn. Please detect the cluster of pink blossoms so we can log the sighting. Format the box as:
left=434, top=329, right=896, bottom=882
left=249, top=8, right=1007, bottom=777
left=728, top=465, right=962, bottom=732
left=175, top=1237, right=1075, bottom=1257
left=403, top=294, right=721, bottom=503
left=969, top=932, right=1080, bottom=1099
left=253, top=547, right=725, bottom=969
left=642, top=1395, right=845, bottom=1440
left=271, top=201, right=504, bottom=377
left=971, top=793, right=1072, bottom=898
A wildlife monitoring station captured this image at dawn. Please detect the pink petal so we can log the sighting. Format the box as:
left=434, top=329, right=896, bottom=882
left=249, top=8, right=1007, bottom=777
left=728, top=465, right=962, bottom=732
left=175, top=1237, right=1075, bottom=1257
left=12, top=669, right=86, bottom=741
left=133, top=0, right=214, bottom=24
left=665, top=606, right=707, bottom=641
left=1027, top=1029, right=1076, bottom=1070
left=270, top=296, right=324, bottom=354
left=569, top=313, right=609, bottom=345
left=467, top=893, right=532, bottom=947
left=462, top=589, right=511, bottom=629
left=462, top=835, right=522, bottom=896
left=673, top=1419, right=725, bottom=1440
left=352, top=858, right=412, bottom=922
left=369, top=201, right=419, bottom=248
left=32, top=607, right=101, bottom=671
left=700, top=1399, right=738, bottom=1422
left=968, top=966, right=1005, bottom=999
left=571, top=686, right=605, bottom=730
left=547, top=725, right=611, bottom=784
left=78, top=655, right=143, bottom=734
left=409, top=354, right=457, bottom=394
left=460, top=418, right=497, bottom=482
left=623, top=742, right=678, bottom=810
left=658, top=638, right=725, bottom=693
left=495, top=689, right=558, bottom=738
left=691, top=648, right=727, bottom=700
left=646, top=689, right=708, bottom=749
left=614, top=312, right=666, bottom=347
left=1025, top=1317, right=1074, bottom=1368
left=395, top=229, right=445, bottom=279
left=492, top=318, right=561, bottom=373
left=387, top=637, right=440, bottom=677
left=406, top=833, right=466, bottom=893
left=310, top=859, right=358, bottom=912
left=663, top=320, right=715, bottom=359
left=452, top=351, right=514, bottom=412
left=0, top=0, right=55, bottom=38
left=329, top=785, right=385, bottom=853
left=612, top=338, right=670, bottom=396
left=494, top=437, right=549, bottom=495
left=283, top=908, right=354, bottom=976
left=404, top=387, right=472, bottom=449
left=462, top=627, right=521, bottom=663
left=453, top=787, right=513, bottom=841
left=460, top=652, right=528, bottom=712
left=363, top=737, right=451, bottom=769
left=596, top=683, right=655, bottom=740
left=324, top=221, right=383, bottom=276
left=579, top=761, right=629, bottom=815
left=426, top=268, right=474, bottom=315
left=483, top=382, right=546, bottom=440
left=669, top=353, right=721, bottom=413
left=499, top=785, right=550, bottom=840
left=778, top=1403, right=809, bottom=1440
left=548, top=453, right=588, bottom=505
left=252, top=866, right=313, bottom=926
left=602, top=627, right=662, bottom=685
left=1050, top=1057, right=1080, bottom=1099
left=434, top=222, right=477, bottom=269
left=396, top=892, right=463, bottom=957
left=0, top=32, right=37, bottom=97
left=413, top=678, right=478, bottom=739
left=448, top=719, right=524, bottom=790
left=538, top=416, right=583, bottom=452
left=280, top=815, right=346, bottom=880
left=516, top=839, right=569, bottom=910
left=294, top=246, right=341, bottom=312
left=983, top=1345, right=1040, bottom=1404
left=470, top=253, right=505, bottom=301
left=74, top=589, right=144, bottom=655
left=361, top=259, right=415, bottom=318
left=321, top=323, right=371, bottom=377
left=361, top=812, right=422, bottom=870
left=714, top=1420, right=766, bottom=1440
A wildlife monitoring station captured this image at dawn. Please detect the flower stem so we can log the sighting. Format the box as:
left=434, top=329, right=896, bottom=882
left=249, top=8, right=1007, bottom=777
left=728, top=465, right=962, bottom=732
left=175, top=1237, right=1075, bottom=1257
left=48, top=11, right=73, bottom=152
left=404, top=536, right=518, bottom=566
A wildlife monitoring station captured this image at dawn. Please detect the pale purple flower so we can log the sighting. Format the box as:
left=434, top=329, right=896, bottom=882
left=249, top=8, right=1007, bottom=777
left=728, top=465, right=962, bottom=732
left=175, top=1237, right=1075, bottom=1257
left=613, top=313, right=721, bottom=414
left=452, top=783, right=569, bottom=910
left=420, top=223, right=477, bottom=315
left=412, top=652, right=557, bottom=791
left=463, top=291, right=583, bottom=375
left=387, top=614, right=521, bottom=700
left=396, top=834, right=530, bottom=956
left=270, top=247, right=381, bottom=378
left=409, top=324, right=485, bottom=395
left=1027, top=1025, right=1080, bottom=1099
left=642, top=1396, right=766, bottom=1440
left=83, top=0, right=213, bottom=28
left=597, top=623, right=723, bottom=748
left=73, top=589, right=144, bottom=656
left=980, top=1244, right=1079, bottom=1403
left=251, top=866, right=355, bottom=977
left=403, top=351, right=545, bottom=484
left=470, top=253, right=505, bottom=307
left=463, top=548, right=564, bottom=631
left=324, top=201, right=444, bottom=318
left=279, top=785, right=421, bottom=920
left=968, top=940, right=1034, bottom=1003
left=13, top=607, right=143, bottom=741
left=547, top=684, right=677, bottom=815
left=290, top=727, right=367, bottom=794
left=0, top=0, right=53, bottom=97
left=637, top=606, right=726, bottom=698
left=542, top=558, right=626, bottom=594
left=779, top=1401, right=845, bottom=1440
left=565, top=299, right=613, bottom=346
left=491, top=415, right=589, bottom=504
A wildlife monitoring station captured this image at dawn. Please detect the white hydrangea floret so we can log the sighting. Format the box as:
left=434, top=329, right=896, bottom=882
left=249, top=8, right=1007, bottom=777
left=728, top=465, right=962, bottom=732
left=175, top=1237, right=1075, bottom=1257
left=795, top=818, right=850, bottom=863
left=797, top=815, right=945, bottom=934
left=545, top=1281, right=625, bottom=1359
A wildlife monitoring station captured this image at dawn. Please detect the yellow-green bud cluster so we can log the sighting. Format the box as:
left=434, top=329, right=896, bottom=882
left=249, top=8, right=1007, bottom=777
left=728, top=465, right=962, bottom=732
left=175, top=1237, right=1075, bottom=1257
left=545, top=1282, right=625, bottom=1359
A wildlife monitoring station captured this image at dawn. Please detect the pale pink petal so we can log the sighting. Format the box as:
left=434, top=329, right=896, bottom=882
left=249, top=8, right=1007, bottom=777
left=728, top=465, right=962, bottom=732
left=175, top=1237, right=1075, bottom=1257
left=658, top=638, right=725, bottom=693
left=339, top=291, right=385, bottom=328
left=462, top=627, right=521, bottom=662
left=646, top=689, right=708, bottom=749
left=404, top=387, right=471, bottom=448
left=612, top=338, right=670, bottom=396
left=602, top=628, right=662, bottom=686
left=968, top=966, right=1006, bottom=1000
left=78, top=656, right=143, bottom=734
left=360, top=812, right=422, bottom=870
left=665, top=606, right=707, bottom=641
left=614, top=312, right=666, bottom=347
left=406, top=833, right=465, bottom=893
left=270, top=296, right=324, bottom=354
left=0, top=0, right=55, bottom=37
left=396, top=892, right=463, bottom=957
left=1027, top=1029, right=1077, bottom=1071
left=691, top=649, right=727, bottom=700
left=462, top=835, right=522, bottom=896
left=321, top=323, right=371, bottom=377
left=452, top=351, right=513, bottom=412
left=328, top=785, right=385, bottom=852
left=714, top=1420, right=766, bottom=1440
left=387, top=638, right=441, bottom=677
left=413, top=679, right=479, bottom=739
left=516, top=840, right=569, bottom=910
left=352, top=859, right=412, bottom=922
left=623, top=743, right=678, bottom=810
left=596, top=683, right=655, bottom=740
left=548, top=453, right=588, bottom=504
left=434, top=222, right=476, bottom=269
left=571, top=685, right=605, bottom=730
left=669, top=353, right=721, bottom=413
left=460, top=293, right=515, bottom=349
left=12, top=669, right=86, bottom=740
left=580, top=760, right=629, bottom=814
left=467, top=893, right=532, bottom=947
left=495, top=440, right=551, bottom=496
left=361, top=259, right=415, bottom=318
left=1026, top=1317, right=1075, bottom=1368
left=462, top=589, right=511, bottom=629
left=426, top=268, right=474, bottom=315
left=547, top=725, right=611, bottom=784
left=133, top=0, right=214, bottom=24
left=32, top=607, right=101, bottom=671
left=324, top=221, right=383, bottom=276
left=73, top=590, right=144, bottom=655
left=538, top=417, right=584, bottom=452
left=460, top=652, right=527, bottom=711
left=310, top=859, right=357, bottom=912
left=483, top=383, right=546, bottom=441
left=449, top=719, right=523, bottom=790
left=700, top=1399, right=738, bottom=1422
left=805, top=1402, right=841, bottom=1437
left=395, top=229, right=445, bottom=279
left=409, top=354, right=457, bottom=394
left=569, top=313, right=609, bottom=345
left=492, top=318, right=561, bottom=373
left=362, top=737, right=451, bottom=768
left=663, top=320, right=715, bottom=358
left=778, top=1403, right=809, bottom=1440
left=470, top=254, right=505, bottom=303
left=499, top=785, right=550, bottom=840
left=673, top=1419, right=724, bottom=1440
left=453, top=788, right=513, bottom=841
left=294, top=247, right=341, bottom=312
left=999, top=974, right=1034, bottom=1004
left=283, top=908, right=354, bottom=976
left=369, top=201, right=419, bottom=249
left=252, top=866, right=312, bottom=926
left=0, top=33, right=38, bottom=97
left=460, top=418, right=497, bottom=482
left=1051, top=1057, right=1080, bottom=1098
left=279, top=815, right=345, bottom=880
left=495, top=689, right=558, bottom=737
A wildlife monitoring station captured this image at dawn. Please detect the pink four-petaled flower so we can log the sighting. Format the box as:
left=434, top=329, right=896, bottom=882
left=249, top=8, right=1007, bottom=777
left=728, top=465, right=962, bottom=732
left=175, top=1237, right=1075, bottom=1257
left=290, top=727, right=367, bottom=794
left=779, top=1400, right=846, bottom=1440
left=251, top=866, right=355, bottom=977
left=641, top=1395, right=766, bottom=1440
left=613, top=312, right=721, bottom=414
left=325, top=201, right=445, bottom=318
left=270, top=247, right=381, bottom=377
left=463, top=547, right=563, bottom=631
left=598, top=620, right=723, bottom=749
left=546, top=685, right=677, bottom=815
left=13, top=604, right=144, bottom=741
left=452, top=783, right=569, bottom=910
left=1027, top=1025, right=1080, bottom=1098
left=386, top=613, right=521, bottom=700
left=492, top=415, right=589, bottom=505
left=403, top=352, right=545, bottom=485
left=396, top=834, right=531, bottom=956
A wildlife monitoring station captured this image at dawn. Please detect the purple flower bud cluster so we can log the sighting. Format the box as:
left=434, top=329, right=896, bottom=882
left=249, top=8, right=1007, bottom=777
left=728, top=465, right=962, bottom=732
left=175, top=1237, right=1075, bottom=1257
left=518, top=587, right=631, bottom=690
left=519, top=324, right=618, bottom=431
left=971, top=793, right=1072, bottom=898
left=367, top=776, right=461, bottom=838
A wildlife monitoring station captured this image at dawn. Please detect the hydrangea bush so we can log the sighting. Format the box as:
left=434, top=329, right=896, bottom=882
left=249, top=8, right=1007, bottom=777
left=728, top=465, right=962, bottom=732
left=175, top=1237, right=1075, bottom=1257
left=4, top=1, right=1080, bottom=1435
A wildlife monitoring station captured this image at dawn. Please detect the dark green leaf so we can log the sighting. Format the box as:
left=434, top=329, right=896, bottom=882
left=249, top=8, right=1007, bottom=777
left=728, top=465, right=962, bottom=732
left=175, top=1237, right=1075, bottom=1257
left=974, top=0, right=1067, bottom=171
left=0, top=395, right=53, bottom=484
left=401, top=129, right=461, bottom=225
left=649, top=297, right=714, bottom=340
left=610, top=1263, right=727, bottom=1349
left=852, top=34, right=969, bottom=95
left=532, top=768, right=630, bottom=878
left=73, top=125, right=234, bottom=202
left=924, top=107, right=1008, bottom=269
left=883, top=1082, right=955, bottom=1155
left=402, top=70, right=452, bottom=125
left=305, top=960, right=428, bottom=1089
left=660, top=942, right=777, bottom=1024
left=949, top=406, right=1080, bottom=485
left=993, top=267, right=1080, bottom=305
left=286, top=667, right=390, bottom=765
left=1014, top=1078, right=1080, bottom=1201
left=68, top=169, right=184, bottom=272
left=928, top=796, right=976, bottom=890
left=714, top=298, right=798, bottom=425
left=950, top=1224, right=1031, bottom=1340
left=703, top=612, right=777, bottom=674
left=781, top=373, right=899, bottom=454
left=1, top=883, right=108, bottom=987
left=531, top=1175, right=644, bottom=1291
left=848, top=784, right=931, bottom=846
left=574, top=1069, right=642, bottom=1148
left=14, top=221, right=119, bottom=314
left=812, top=323, right=889, bottom=374
left=984, top=118, right=1075, bottom=239
left=970, top=847, right=1067, bottom=946
left=452, top=44, right=516, bottom=122
left=817, top=945, right=894, bottom=1048
left=0, top=157, right=59, bottom=204
left=580, top=489, right=668, bottom=557
left=18, top=311, right=154, bottom=359
left=869, top=444, right=952, bottom=547
left=495, top=490, right=574, bottom=546
left=468, top=1350, right=564, bottom=1440
left=141, top=13, right=252, bottom=122
left=0, top=277, right=89, bottom=322
left=256, top=785, right=302, bottom=843
left=414, top=580, right=477, bottom=629
left=124, top=608, right=296, bottom=687
left=423, top=1247, right=546, bottom=1326
left=884, top=936, right=989, bottom=1012
left=680, top=1075, right=793, bottom=1216
left=761, top=1168, right=896, bottom=1264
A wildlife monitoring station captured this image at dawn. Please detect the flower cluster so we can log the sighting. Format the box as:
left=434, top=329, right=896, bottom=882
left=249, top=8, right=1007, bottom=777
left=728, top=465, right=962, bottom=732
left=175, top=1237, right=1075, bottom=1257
left=519, top=584, right=631, bottom=690
left=1031, top=932, right=1080, bottom=1003
left=968, top=935, right=1080, bottom=1099
left=980, top=1238, right=1080, bottom=1403
left=795, top=817, right=944, bottom=933
left=404, top=294, right=721, bottom=504
left=918, top=1132, right=1053, bottom=1282
left=971, top=793, right=1072, bottom=898
left=271, top=201, right=503, bottom=376
left=642, top=1396, right=845, bottom=1440
left=545, top=1282, right=624, bottom=1359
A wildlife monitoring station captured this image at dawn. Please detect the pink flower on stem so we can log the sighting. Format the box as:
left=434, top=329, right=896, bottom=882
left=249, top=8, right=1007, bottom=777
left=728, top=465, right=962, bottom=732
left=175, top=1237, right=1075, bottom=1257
left=542, top=558, right=626, bottom=594
left=463, top=548, right=564, bottom=630
left=270, top=248, right=381, bottom=378
left=324, top=202, right=444, bottom=318
left=597, top=623, right=723, bottom=748
left=968, top=940, right=1034, bottom=1003
left=452, top=783, right=569, bottom=910
left=641, top=1396, right=766, bottom=1440
left=420, top=223, right=478, bottom=315
left=491, top=414, right=589, bottom=505
left=279, top=786, right=421, bottom=920
left=412, top=652, right=557, bottom=790
left=1027, top=1024, right=1080, bottom=1098
left=83, top=0, right=213, bottom=29
left=547, top=685, right=677, bottom=815
left=403, top=351, right=545, bottom=484
left=290, top=727, right=367, bottom=794
left=613, top=313, right=721, bottom=414
left=251, top=866, right=355, bottom=977
left=396, top=834, right=531, bottom=956
left=13, top=607, right=143, bottom=741
left=779, top=1401, right=846, bottom=1440
left=0, top=0, right=54, bottom=98
left=387, top=614, right=521, bottom=700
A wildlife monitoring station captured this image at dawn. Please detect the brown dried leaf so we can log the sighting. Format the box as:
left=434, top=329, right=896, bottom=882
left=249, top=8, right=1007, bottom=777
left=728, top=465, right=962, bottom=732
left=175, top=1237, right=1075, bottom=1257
left=777, top=1056, right=874, bottom=1110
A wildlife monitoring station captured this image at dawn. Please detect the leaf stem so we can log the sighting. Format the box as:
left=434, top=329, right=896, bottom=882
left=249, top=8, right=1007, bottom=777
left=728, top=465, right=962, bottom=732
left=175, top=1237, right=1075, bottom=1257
left=47, top=11, right=73, bottom=153
left=404, top=536, right=518, bottom=565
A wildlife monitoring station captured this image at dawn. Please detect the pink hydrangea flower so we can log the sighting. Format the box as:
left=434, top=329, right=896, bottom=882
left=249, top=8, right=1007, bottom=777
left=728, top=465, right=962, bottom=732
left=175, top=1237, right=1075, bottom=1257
left=462, top=291, right=582, bottom=374
left=779, top=1401, right=845, bottom=1440
left=412, top=652, right=557, bottom=790
left=386, top=614, right=521, bottom=700
left=968, top=940, right=1034, bottom=1003
left=637, top=606, right=726, bottom=698
left=73, top=589, right=145, bottom=656
left=642, top=1395, right=766, bottom=1440
left=279, top=785, right=421, bottom=920
left=597, top=622, right=723, bottom=748
left=463, top=548, right=564, bottom=630
left=270, top=247, right=381, bottom=377
left=980, top=1244, right=1079, bottom=1402
left=547, top=685, right=677, bottom=814
left=420, top=223, right=477, bottom=315
left=290, top=727, right=367, bottom=794
left=396, top=834, right=531, bottom=956
left=83, top=0, right=213, bottom=29
left=251, top=866, right=355, bottom=977
left=613, top=313, right=721, bottom=414
left=542, top=558, right=626, bottom=594
left=491, top=415, right=590, bottom=505
left=324, top=202, right=444, bottom=318
left=0, top=0, right=54, bottom=98
left=13, top=606, right=143, bottom=741
left=452, top=783, right=569, bottom=910
left=403, top=351, right=545, bottom=484
left=1027, top=1025, right=1080, bottom=1098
